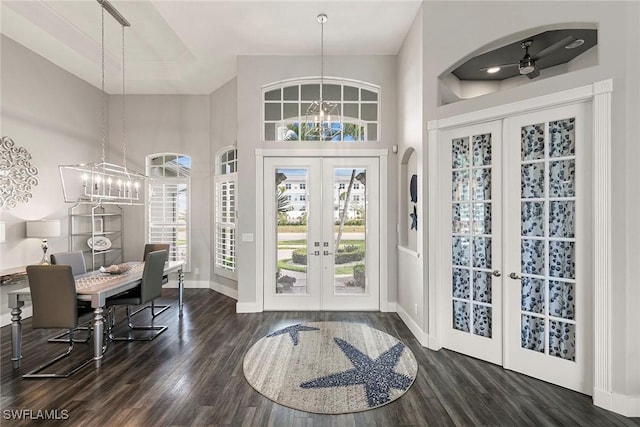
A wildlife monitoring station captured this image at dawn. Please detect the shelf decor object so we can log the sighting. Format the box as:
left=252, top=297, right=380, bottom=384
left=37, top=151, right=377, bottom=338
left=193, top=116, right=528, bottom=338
left=0, top=136, right=39, bottom=209
left=303, top=14, right=341, bottom=141
left=59, top=0, right=146, bottom=206
left=26, top=219, right=61, bottom=264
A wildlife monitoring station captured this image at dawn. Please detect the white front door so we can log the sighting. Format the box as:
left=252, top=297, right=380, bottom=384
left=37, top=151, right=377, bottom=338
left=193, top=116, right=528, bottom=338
left=439, top=102, right=593, bottom=394
left=263, top=157, right=380, bottom=311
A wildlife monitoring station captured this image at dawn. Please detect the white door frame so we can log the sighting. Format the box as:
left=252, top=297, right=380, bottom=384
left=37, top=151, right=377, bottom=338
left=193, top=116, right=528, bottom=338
left=255, top=148, right=389, bottom=312
left=427, top=80, right=613, bottom=408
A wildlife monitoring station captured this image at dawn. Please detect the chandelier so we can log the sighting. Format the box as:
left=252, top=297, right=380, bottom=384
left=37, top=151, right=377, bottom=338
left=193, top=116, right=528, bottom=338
left=304, top=14, right=341, bottom=141
left=59, top=0, right=145, bottom=205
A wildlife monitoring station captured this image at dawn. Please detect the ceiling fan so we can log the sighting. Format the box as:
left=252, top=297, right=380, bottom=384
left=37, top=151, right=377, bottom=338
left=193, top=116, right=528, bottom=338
left=481, top=36, right=577, bottom=79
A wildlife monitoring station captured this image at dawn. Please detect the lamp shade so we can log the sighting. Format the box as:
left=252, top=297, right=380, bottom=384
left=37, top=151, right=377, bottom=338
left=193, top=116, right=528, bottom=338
left=26, top=220, right=61, bottom=238
left=0, top=221, right=5, bottom=243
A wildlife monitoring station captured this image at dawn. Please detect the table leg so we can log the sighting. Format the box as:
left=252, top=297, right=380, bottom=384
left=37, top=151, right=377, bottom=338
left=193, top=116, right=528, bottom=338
left=178, top=268, right=184, bottom=316
left=10, top=306, right=23, bottom=369
left=92, top=307, right=104, bottom=368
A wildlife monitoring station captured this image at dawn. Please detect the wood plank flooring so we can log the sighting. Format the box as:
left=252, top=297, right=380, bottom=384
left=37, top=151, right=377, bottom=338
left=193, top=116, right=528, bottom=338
left=1, top=289, right=638, bottom=426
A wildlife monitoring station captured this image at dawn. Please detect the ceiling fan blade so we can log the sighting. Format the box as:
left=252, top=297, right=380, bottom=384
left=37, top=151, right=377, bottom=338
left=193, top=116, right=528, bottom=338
left=478, top=63, right=519, bottom=71
left=526, top=68, right=541, bottom=79
left=531, top=35, right=576, bottom=60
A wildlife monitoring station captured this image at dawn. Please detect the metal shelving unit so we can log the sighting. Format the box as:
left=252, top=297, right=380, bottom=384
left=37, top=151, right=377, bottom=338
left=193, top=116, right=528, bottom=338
left=69, top=204, right=123, bottom=271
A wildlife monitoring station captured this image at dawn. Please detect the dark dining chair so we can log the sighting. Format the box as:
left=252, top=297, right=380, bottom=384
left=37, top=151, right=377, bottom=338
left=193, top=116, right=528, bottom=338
left=130, top=243, right=171, bottom=318
left=49, top=251, right=92, bottom=343
left=106, top=250, right=168, bottom=341
left=50, top=251, right=87, bottom=276
left=23, top=265, right=94, bottom=379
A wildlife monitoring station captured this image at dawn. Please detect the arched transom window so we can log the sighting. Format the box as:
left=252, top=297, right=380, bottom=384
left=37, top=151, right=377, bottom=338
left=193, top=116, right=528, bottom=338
left=263, top=78, right=380, bottom=142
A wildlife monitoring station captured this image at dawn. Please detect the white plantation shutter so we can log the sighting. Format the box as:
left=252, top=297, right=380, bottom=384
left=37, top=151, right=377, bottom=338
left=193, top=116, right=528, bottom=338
left=215, top=147, right=237, bottom=279
left=146, top=154, right=191, bottom=271
left=215, top=177, right=236, bottom=272
left=148, top=181, right=188, bottom=264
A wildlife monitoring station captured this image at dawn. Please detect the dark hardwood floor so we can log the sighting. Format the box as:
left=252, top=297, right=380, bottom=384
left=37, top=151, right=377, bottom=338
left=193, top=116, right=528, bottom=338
left=1, top=289, right=638, bottom=426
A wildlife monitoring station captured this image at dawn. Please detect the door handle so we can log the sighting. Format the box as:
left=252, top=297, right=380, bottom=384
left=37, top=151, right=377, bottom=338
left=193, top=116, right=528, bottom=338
left=491, top=270, right=501, bottom=277
left=312, top=250, right=320, bottom=256
left=509, top=272, right=522, bottom=280
left=323, top=250, right=333, bottom=256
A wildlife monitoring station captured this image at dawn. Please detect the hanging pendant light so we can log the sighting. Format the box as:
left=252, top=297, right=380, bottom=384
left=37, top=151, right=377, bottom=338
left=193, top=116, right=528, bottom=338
left=59, top=0, right=145, bottom=205
left=304, top=14, right=341, bottom=141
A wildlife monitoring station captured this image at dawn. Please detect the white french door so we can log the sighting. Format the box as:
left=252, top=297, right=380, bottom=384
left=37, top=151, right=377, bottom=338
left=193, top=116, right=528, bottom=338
left=440, top=121, right=504, bottom=365
left=263, top=157, right=380, bottom=311
left=502, top=102, right=592, bottom=393
left=439, top=101, right=593, bottom=394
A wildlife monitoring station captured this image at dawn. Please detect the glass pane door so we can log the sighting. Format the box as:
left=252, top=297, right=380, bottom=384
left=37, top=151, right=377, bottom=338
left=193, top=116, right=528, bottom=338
left=264, top=157, right=379, bottom=311
left=322, top=158, right=379, bottom=310
left=275, top=168, right=310, bottom=295
left=504, top=102, right=592, bottom=394
left=441, top=121, right=503, bottom=365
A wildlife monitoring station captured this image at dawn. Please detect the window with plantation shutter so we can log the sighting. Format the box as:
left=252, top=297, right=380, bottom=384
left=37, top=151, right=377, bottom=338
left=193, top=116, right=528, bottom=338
left=215, top=147, right=237, bottom=279
left=146, top=154, right=191, bottom=270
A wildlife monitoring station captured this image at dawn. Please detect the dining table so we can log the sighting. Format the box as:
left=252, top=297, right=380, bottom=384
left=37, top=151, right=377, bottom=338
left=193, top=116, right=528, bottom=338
left=8, top=260, right=185, bottom=370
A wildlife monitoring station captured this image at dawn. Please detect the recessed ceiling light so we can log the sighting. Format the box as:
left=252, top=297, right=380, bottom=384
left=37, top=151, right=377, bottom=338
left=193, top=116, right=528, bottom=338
left=565, top=39, right=585, bottom=49
left=487, top=67, right=501, bottom=74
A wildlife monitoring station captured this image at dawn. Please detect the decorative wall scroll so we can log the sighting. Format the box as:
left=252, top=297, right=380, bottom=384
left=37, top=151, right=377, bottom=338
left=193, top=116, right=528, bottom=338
left=0, top=136, right=39, bottom=209
left=409, top=174, right=418, bottom=230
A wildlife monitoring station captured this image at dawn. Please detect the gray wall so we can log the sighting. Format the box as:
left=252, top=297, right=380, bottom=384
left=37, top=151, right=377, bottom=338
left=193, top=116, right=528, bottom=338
left=235, top=55, right=398, bottom=307
left=0, top=35, right=104, bottom=321
left=108, top=94, right=211, bottom=283
left=209, top=77, right=238, bottom=292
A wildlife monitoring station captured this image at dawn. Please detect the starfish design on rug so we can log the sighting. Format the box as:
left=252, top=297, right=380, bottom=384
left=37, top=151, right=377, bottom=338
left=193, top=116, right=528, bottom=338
left=300, top=337, right=413, bottom=407
left=266, top=324, right=320, bottom=346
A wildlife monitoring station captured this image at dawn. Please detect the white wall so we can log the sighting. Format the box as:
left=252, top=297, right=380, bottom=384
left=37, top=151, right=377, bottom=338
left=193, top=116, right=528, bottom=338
left=413, top=0, right=639, bottom=406
left=0, top=35, right=104, bottom=321
left=235, top=55, right=398, bottom=309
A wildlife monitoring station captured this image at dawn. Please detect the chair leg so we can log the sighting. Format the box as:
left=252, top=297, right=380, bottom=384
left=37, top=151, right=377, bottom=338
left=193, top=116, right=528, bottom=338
left=129, top=300, right=170, bottom=318
left=110, top=306, right=167, bottom=342
left=47, top=319, right=93, bottom=343
left=23, top=330, right=93, bottom=379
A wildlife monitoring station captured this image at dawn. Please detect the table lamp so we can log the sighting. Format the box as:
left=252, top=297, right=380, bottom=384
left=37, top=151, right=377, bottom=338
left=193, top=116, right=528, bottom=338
left=26, top=219, right=61, bottom=264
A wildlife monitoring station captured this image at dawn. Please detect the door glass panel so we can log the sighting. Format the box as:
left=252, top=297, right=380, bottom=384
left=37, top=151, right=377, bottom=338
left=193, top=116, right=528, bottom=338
left=519, top=119, right=577, bottom=360
left=332, top=168, right=366, bottom=295
left=451, top=132, right=494, bottom=338
left=275, top=168, right=308, bottom=294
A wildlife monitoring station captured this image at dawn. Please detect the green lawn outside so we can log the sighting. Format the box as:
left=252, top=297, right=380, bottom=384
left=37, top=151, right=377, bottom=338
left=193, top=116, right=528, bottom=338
left=277, top=225, right=364, bottom=233
left=277, top=259, right=359, bottom=276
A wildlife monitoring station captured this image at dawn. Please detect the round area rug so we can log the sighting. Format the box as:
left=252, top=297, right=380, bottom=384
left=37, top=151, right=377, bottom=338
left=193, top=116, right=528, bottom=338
left=243, top=321, right=418, bottom=414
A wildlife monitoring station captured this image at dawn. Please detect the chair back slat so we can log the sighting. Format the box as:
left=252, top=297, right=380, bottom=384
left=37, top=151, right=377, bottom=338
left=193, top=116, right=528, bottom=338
left=51, top=251, right=87, bottom=276
left=141, top=250, right=168, bottom=304
left=26, top=265, right=78, bottom=329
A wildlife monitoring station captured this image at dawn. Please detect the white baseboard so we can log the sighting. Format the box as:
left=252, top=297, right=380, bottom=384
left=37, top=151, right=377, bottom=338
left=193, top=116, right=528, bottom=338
left=236, top=301, right=260, bottom=313
left=210, top=281, right=238, bottom=300
left=0, top=306, right=33, bottom=327
left=594, top=388, right=640, bottom=417
left=395, top=304, right=430, bottom=347
left=383, top=302, right=397, bottom=312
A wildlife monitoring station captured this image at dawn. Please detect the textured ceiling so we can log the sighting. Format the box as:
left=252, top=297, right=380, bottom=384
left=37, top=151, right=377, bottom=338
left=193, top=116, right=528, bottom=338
left=1, top=0, right=423, bottom=94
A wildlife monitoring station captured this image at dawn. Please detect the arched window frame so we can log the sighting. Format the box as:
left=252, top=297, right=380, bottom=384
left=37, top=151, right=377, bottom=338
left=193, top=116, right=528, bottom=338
left=262, top=77, right=380, bottom=142
left=145, top=153, right=191, bottom=271
left=214, top=146, right=238, bottom=279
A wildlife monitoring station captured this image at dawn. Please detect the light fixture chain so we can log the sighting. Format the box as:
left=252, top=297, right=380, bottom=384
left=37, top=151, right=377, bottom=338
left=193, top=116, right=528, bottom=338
left=100, top=3, right=106, bottom=165
left=121, top=24, right=127, bottom=171
left=320, top=16, right=324, bottom=100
